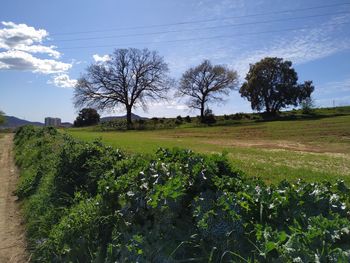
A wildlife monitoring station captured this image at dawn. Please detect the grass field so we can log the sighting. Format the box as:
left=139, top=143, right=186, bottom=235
left=66, top=109, right=350, bottom=184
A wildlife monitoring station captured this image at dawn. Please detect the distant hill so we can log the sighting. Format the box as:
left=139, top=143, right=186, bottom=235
left=101, top=113, right=147, bottom=122
left=0, top=116, right=44, bottom=129
left=61, top=122, right=73, bottom=128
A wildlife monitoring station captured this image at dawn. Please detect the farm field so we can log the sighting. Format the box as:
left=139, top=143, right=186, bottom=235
left=14, top=125, right=350, bottom=261
left=67, top=113, right=350, bottom=184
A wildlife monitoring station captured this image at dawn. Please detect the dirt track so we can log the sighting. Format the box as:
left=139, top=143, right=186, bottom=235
left=0, top=134, right=28, bottom=262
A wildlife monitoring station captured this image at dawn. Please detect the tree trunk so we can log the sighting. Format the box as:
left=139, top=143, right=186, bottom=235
left=126, top=106, right=132, bottom=129
left=200, top=101, right=205, bottom=120
left=265, top=101, right=271, bottom=114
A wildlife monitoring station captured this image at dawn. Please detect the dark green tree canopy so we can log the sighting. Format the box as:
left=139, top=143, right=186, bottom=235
left=74, top=108, right=100, bottom=127
left=0, top=110, right=5, bottom=125
left=239, top=57, right=314, bottom=114
left=177, top=60, right=238, bottom=119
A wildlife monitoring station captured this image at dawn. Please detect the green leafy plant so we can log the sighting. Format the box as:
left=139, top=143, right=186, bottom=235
left=14, top=126, right=350, bottom=262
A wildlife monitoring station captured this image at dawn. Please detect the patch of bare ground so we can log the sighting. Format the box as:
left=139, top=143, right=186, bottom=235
left=204, top=138, right=350, bottom=156
left=0, top=134, right=28, bottom=263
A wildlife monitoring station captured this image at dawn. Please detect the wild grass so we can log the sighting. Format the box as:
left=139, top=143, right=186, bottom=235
left=66, top=109, right=350, bottom=185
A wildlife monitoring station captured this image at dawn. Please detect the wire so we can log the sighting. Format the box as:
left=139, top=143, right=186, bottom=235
left=50, top=2, right=350, bottom=36
left=51, top=11, right=350, bottom=42
left=57, top=21, right=350, bottom=50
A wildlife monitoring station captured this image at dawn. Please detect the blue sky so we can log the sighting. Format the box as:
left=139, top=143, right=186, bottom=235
left=1, top=0, right=349, bottom=122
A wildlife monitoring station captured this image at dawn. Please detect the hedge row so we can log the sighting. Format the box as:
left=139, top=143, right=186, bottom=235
left=14, top=126, right=350, bottom=262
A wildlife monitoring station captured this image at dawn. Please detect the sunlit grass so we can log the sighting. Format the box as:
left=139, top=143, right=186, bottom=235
left=66, top=114, right=350, bottom=185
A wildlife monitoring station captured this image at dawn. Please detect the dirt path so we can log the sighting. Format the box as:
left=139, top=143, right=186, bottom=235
left=0, top=134, right=28, bottom=263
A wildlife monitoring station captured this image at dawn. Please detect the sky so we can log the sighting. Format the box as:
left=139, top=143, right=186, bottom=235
left=0, top=0, right=350, bottom=123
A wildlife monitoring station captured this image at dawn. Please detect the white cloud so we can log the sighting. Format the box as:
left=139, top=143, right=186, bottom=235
left=163, top=10, right=350, bottom=80
left=166, top=104, right=188, bottom=110
left=0, top=50, right=71, bottom=74
left=15, top=44, right=60, bottom=58
left=149, top=99, right=188, bottom=111
left=48, top=74, right=77, bottom=88
left=194, top=0, right=248, bottom=17
left=0, top=21, right=59, bottom=57
left=231, top=17, right=350, bottom=78
left=316, top=78, right=350, bottom=96
left=315, top=95, right=350, bottom=107
left=0, top=21, right=72, bottom=74
left=165, top=100, right=188, bottom=110
left=93, top=54, right=110, bottom=63
left=0, top=21, right=47, bottom=48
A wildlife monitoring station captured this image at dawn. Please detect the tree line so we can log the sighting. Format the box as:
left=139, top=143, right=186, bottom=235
left=74, top=48, right=314, bottom=128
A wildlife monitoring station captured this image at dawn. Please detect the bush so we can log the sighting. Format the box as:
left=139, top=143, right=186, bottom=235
left=301, top=98, right=315, bottom=114
left=184, top=115, right=191, bottom=122
left=100, top=117, right=181, bottom=131
left=100, top=119, right=129, bottom=130
left=14, top=126, right=350, bottom=262
left=201, top=108, right=216, bottom=124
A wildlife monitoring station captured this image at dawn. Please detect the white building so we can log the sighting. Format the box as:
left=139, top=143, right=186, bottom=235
left=45, top=117, right=61, bottom=127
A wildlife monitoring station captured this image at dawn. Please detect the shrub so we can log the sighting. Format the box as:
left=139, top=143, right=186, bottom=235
left=301, top=97, right=315, bottom=114
left=201, top=108, right=216, bottom=124
left=184, top=115, right=191, bottom=122
left=101, top=119, right=128, bottom=131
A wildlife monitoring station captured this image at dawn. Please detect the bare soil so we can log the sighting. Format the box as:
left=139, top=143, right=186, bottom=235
left=202, top=138, right=350, bottom=155
left=0, top=134, right=28, bottom=263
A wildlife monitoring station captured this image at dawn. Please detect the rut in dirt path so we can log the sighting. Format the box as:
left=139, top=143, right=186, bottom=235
left=0, top=134, right=28, bottom=263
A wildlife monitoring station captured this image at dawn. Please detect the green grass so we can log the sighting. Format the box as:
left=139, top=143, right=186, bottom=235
left=66, top=109, right=350, bottom=185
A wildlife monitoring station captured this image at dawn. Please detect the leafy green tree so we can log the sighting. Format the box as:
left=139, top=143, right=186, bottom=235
left=0, top=110, right=5, bottom=125
left=74, top=108, right=100, bottom=127
left=177, top=60, right=238, bottom=120
left=240, top=57, right=314, bottom=114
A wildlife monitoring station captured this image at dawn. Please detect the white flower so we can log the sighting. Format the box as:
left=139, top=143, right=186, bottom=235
left=293, top=257, right=303, bottom=263
left=141, top=182, right=148, bottom=190
left=315, top=253, right=320, bottom=263
left=330, top=194, right=339, bottom=202
left=341, top=227, right=349, bottom=234
left=255, top=185, right=261, bottom=195
left=310, top=189, right=320, bottom=196
left=127, top=191, right=135, bottom=197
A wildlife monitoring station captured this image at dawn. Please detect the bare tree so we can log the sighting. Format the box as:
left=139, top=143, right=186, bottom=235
left=177, top=60, right=238, bottom=119
left=74, top=48, right=171, bottom=128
